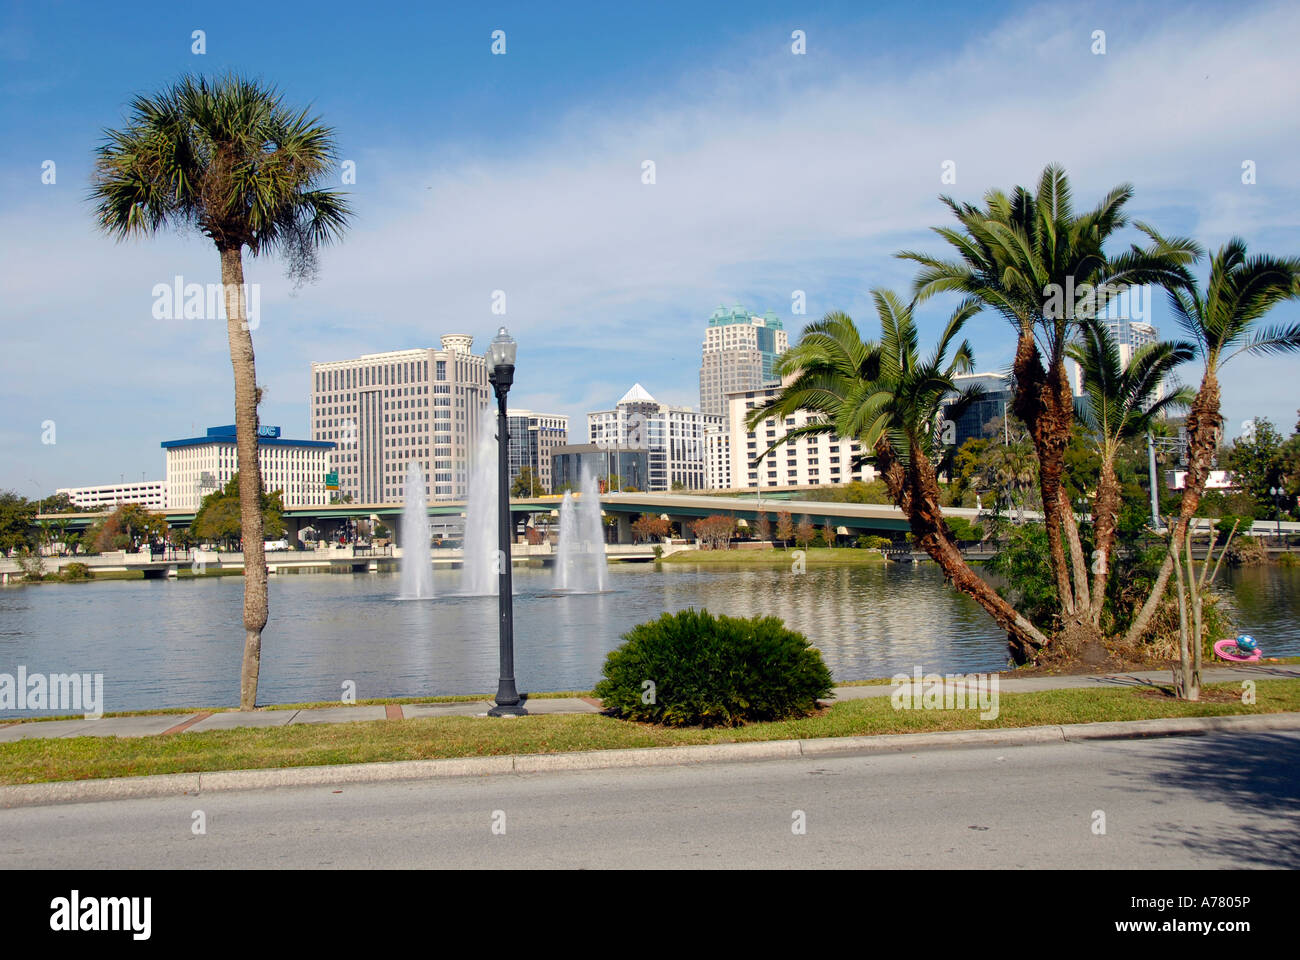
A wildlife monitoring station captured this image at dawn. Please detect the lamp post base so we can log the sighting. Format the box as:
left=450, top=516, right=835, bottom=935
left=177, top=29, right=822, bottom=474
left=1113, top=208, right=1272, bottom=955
left=488, top=702, right=529, bottom=717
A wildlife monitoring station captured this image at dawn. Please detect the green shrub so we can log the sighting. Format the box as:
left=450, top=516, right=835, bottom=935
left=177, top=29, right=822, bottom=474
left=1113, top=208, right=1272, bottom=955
left=594, top=608, right=834, bottom=727
left=856, top=535, right=891, bottom=550
left=58, top=562, right=93, bottom=581
left=1277, top=551, right=1298, bottom=567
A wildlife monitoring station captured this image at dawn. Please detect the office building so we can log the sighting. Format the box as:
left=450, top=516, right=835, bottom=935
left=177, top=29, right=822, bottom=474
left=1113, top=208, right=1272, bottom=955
left=698, top=305, right=788, bottom=416
left=551, top=444, right=650, bottom=493
left=310, top=336, right=490, bottom=503
left=507, top=410, right=569, bottom=495
left=162, top=425, right=334, bottom=510
left=587, top=384, right=722, bottom=491
left=717, top=384, right=877, bottom=490
left=944, top=373, right=1015, bottom=449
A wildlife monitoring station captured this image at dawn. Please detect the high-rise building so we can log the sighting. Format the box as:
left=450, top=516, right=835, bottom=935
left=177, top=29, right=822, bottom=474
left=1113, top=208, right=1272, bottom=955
left=698, top=305, right=788, bottom=416
left=717, top=384, right=877, bottom=490
left=162, top=425, right=334, bottom=510
left=1067, top=319, right=1161, bottom=397
left=310, top=336, right=489, bottom=503
left=944, top=373, right=1015, bottom=449
left=506, top=409, right=569, bottom=494
left=587, top=384, right=722, bottom=491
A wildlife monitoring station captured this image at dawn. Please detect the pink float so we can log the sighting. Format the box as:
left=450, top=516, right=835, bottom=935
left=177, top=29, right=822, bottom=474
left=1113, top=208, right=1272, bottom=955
left=1214, top=638, right=1261, bottom=662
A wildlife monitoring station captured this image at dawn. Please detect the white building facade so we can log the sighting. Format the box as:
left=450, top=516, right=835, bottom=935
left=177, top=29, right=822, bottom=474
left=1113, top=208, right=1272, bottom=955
left=56, top=480, right=168, bottom=512
left=310, top=336, right=490, bottom=503
left=162, top=425, right=334, bottom=510
left=716, top=385, right=878, bottom=490
left=587, top=384, right=723, bottom=491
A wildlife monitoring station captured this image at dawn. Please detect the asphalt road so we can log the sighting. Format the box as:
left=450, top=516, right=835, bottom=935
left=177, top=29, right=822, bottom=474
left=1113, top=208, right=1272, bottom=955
left=3, top=730, right=1297, bottom=869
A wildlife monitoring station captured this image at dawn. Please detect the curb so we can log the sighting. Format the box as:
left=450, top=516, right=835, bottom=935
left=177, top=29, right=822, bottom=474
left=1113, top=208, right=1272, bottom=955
left=3, top=711, right=1298, bottom=810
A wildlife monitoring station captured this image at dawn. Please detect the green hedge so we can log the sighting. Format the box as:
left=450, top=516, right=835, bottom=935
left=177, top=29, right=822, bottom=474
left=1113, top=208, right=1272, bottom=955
left=594, top=608, right=834, bottom=727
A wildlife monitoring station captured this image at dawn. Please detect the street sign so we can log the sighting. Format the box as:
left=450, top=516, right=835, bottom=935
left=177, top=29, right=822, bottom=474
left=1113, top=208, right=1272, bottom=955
left=325, top=471, right=339, bottom=490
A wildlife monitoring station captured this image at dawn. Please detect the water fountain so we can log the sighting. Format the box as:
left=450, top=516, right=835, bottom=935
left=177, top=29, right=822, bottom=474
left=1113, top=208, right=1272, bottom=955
left=460, top=413, right=499, bottom=595
left=554, top=464, right=608, bottom=592
left=398, top=460, right=434, bottom=599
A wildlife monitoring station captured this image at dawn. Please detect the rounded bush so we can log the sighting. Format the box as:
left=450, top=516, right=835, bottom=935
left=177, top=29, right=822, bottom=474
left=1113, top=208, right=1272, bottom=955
left=594, top=608, right=834, bottom=727
left=59, top=562, right=93, bottom=581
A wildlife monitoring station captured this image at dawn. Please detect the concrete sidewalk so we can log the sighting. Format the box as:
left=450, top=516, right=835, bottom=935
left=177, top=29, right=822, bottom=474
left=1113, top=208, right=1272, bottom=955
left=0, top=663, right=1294, bottom=742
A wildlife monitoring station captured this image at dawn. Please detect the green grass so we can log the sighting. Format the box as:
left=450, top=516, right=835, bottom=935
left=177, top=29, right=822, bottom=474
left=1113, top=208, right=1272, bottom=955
left=662, top=547, right=887, bottom=565
left=1, top=680, right=1294, bottom=786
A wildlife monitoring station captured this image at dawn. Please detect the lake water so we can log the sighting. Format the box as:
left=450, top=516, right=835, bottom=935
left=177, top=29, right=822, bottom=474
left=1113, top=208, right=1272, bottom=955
left=1, top=562, right=1296, bottom=716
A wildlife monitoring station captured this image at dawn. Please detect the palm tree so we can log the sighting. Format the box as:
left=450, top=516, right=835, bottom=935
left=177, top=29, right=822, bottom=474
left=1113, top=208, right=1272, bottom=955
left=899, top=165, right=1197, bottom=632
left=1125, top=240, right=1300, bottom=644
left=748, top=292, right=1050, bottom=659
left=91, top=74, right=351, bottom=708
left=1068, top=321, right=1194, bottom=626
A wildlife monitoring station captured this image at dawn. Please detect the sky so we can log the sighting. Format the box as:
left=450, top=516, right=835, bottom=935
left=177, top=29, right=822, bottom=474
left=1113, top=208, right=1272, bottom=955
left=2, top=0, right=1299, bottom=495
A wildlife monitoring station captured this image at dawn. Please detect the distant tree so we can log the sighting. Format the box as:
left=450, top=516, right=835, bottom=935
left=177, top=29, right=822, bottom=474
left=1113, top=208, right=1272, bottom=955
left=0, top=491, right=35, bottom=554
left=795, top=515, right=815, bottom=548
left=631, top=514, right=670, bottom=542
left=692, top=514, right=737, bottom=550
left=822, top=521, right=836, bottom=547
left=87, top=502, right=168, bottom=553
left=753, top=513, right=773, bottom=542
left=511, top=467, right=542, bottom=498
left=192, top=474, right=285, bottom=547
left=37, top=493, right=81, bottom=514
left=1225, top=417, right=1286, bottom=518
left=775, top=510, right=794, bottom=547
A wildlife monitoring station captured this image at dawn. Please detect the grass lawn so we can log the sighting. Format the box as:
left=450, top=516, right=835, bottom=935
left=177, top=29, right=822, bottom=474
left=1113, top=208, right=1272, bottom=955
left=1, top=679, right=1295, bottom=786
left=662, top=547, right=887, bottom=565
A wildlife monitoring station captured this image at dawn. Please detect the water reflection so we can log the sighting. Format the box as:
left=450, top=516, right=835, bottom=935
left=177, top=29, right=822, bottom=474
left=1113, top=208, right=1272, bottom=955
left=1, top=562, right=1296, bottom=716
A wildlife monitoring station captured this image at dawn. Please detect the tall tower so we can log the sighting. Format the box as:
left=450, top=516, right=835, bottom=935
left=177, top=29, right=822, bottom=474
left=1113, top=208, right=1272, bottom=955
left=698, top=305, right=788, bottom=417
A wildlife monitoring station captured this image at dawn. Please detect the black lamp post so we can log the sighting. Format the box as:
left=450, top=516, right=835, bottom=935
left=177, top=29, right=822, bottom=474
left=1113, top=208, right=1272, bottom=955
left=1270, top=486, right=1285, bottom=540
left=487, top=327, right=526, bottom=717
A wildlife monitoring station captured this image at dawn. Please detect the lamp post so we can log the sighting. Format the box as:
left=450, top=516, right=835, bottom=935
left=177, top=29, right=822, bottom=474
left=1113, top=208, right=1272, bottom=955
left=487, top=327, right=526, bottom=717
left=1270, top=486, right=1285, bottom=540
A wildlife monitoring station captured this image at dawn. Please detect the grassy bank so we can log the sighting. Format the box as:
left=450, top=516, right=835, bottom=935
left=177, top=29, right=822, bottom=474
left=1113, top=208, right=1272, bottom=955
left=2, top=679, right=1295, bottom=785
left=662, top=547, right=888, bottom=565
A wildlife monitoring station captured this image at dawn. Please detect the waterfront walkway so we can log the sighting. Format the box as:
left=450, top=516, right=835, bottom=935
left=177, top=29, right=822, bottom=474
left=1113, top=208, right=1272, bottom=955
left=2, top=663, right=1294, bottom=741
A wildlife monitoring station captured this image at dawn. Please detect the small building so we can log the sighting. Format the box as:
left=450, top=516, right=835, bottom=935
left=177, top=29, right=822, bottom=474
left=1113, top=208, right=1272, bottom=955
left=551, top=444, right=650, bottom=493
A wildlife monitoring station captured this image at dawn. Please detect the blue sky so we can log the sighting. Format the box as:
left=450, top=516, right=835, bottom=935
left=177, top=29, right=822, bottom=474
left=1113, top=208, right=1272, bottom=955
left=3, top=0, right=1299, bottom=495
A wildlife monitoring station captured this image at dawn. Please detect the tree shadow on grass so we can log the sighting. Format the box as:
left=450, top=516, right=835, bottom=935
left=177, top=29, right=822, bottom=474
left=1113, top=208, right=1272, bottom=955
left=1117, top=731, right=1300, bottom=868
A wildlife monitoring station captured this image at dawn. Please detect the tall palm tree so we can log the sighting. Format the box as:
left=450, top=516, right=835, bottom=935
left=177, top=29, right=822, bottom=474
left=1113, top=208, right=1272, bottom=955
left=1068, top=321, right=1194, bottom=626
left=899, top=165, right=1197, bottom=633
left=748, top=292, right=1050, bottom=659
left=1125, top=240, right=1300, bottom=644
left=91, top=74, right=351, bottom=708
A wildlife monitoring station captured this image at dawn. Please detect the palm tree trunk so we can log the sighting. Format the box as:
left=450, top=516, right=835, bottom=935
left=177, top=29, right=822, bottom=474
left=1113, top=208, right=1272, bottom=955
left=221, top=246, right=269, bottom=710
left=881, top=440, right=1050, bottom=660
left=1088, top=457, right=1120, bottom=625
left=1123, top=370, right=1221, bottom=645
left=1011, top=332, right=1076, bottom=614
left=1060, top=488, right=1092, bottom=617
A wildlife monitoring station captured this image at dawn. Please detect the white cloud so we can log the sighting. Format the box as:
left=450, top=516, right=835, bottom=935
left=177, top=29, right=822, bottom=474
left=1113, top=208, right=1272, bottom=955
left=3, top=0, right=1300, bottom=487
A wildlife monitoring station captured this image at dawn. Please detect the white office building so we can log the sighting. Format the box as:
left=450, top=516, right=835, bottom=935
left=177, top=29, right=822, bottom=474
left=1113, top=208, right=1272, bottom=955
left=311, top=336, right=490, bottom=503
left=587, top=384, right=723, bottom=491
left=56, top=480, right=168, bottom=512
left=1068, top=319, right=1162, bottom=397
left=715, top=384, right=878, bottom=490
left=162, top=425, right=334, bottom=510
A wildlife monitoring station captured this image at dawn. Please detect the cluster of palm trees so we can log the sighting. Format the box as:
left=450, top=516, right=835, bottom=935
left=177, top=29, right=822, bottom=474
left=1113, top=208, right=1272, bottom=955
left=752, top=165, right=1300, bottom=675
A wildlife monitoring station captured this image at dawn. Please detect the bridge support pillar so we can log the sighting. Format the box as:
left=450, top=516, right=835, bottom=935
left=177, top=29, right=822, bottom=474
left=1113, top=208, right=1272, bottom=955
left=615, top=513, right=633, bottom=544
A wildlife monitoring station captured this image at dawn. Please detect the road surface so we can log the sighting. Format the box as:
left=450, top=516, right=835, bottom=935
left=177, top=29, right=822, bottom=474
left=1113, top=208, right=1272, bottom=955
left=2, top=730, right=1296, bottom=868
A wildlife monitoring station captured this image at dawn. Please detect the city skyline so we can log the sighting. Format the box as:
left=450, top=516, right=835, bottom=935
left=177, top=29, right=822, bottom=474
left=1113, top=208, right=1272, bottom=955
left=5, top=0, right=1300, bottom=494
